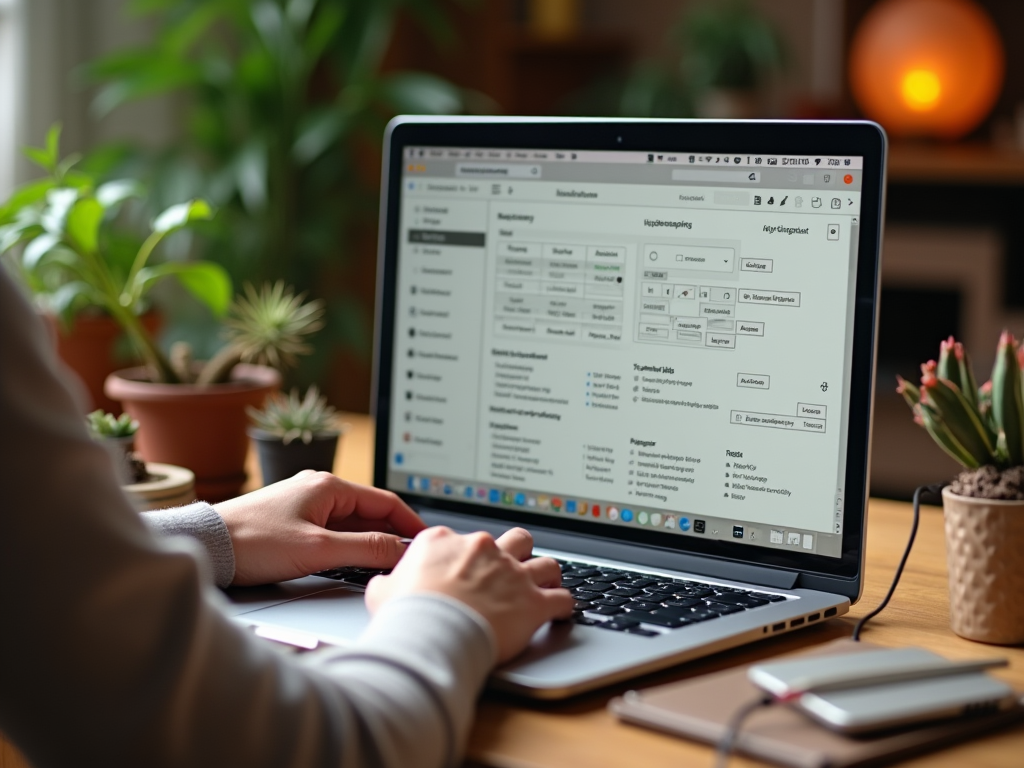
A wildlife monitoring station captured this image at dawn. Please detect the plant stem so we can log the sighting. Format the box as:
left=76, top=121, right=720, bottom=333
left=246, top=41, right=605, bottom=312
left=195, top=345, right=242, bottom=385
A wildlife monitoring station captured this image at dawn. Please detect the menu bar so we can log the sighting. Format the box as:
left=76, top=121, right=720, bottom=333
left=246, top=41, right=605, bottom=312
left=405, top=146, right=865, bottom=170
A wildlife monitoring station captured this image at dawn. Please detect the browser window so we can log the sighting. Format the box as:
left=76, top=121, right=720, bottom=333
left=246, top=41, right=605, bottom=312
left=387, top=147, right=864, bottom=558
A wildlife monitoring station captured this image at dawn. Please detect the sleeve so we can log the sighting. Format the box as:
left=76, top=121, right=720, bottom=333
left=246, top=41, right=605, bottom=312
left=143, top=502, right=237, bottom=588
left=0, top=271, right=496, bottom=768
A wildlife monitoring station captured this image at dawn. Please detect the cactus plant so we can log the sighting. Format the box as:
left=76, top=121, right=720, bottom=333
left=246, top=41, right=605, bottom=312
left=898, top=333, right=1024, bottom=471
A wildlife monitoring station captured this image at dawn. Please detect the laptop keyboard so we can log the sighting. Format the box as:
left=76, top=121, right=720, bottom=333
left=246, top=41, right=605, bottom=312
left=314, top=560, right=789, bottom=637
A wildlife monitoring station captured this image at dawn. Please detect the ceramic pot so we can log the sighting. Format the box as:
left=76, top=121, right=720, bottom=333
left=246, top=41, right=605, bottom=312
left=942, top=487, right=1024, bottom=645
left=124, top=463, right=196, bottom=511
left=249, top=428, right=341, bottom=486
left=45, top=311, right=161, bottom=415
left=105, top=364, right=280, bottom=502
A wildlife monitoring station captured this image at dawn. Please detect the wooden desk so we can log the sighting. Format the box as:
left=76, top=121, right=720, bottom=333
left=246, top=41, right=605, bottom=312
left=4, top=414, right=1022, bottom=768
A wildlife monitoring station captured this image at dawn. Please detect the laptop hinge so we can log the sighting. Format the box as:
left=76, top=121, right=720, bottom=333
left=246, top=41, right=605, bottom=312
left=419, top=510, right=799, bottom=590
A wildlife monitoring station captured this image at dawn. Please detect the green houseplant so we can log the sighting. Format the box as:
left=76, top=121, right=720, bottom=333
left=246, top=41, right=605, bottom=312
left=898, top=333, right=1024, bottom=644
left=86, top=409, right=146, bottom=484
left=86, top=0, right=473, bottom=402
left=106, top=282, right=325, bottom=500
left=247, top=385, right=343, bottom=485
left=0, top=126, right=230, bottom=410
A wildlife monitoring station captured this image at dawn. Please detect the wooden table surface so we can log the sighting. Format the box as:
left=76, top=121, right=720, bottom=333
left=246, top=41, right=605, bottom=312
left=4, top=413, right=1022, bottom=768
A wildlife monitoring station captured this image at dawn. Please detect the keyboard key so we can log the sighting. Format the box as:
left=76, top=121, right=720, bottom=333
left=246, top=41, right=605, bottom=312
left=624, top=602, right=662, bottom=612
left=570, top=568, right=601, bottom=578
left=637, top=612, right=688, bottom=628
left=662, top=598, right=701, bottom=609
left=591, top=596, right=629, bottom=607
left=673, top=587, right=714, bottom=599
left=597, top=617, right=641, bottom=631
left=705, top=602, right=745, bottom=615
left=712, top=593, right=768, bottom=608
left=573, top=590, right=605, bottom=602
left=753, top=593, right=788, bottom=602
left=605, top=587, right=642, bottom=597
left=587, top=604, right=624, bottom=616
left=573, top=600, right=592, bottom=612
left=585, top=576, right=616, bottom=586
left=624, top=578, right=660, bottom=588
left=560, top=578, right=585, bottom=588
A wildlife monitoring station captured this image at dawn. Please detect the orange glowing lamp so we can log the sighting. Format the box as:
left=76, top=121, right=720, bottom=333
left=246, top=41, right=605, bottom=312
left=849, top=0, right=1004, bottom=139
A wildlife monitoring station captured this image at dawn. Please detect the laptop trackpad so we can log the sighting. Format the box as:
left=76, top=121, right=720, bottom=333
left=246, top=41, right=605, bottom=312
left=239, top=587, right=371, bottom=645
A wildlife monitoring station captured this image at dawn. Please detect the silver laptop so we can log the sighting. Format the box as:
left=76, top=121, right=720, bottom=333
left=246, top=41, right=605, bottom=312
left=228, top=117, right=887, bottom=699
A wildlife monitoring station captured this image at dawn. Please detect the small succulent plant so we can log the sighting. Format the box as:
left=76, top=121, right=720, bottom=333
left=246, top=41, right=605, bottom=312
left=248, top=385, right=338, bottom=445
left=86, top=410, right=139, bottom=439
left=897, top=333, right=1024, bottom=470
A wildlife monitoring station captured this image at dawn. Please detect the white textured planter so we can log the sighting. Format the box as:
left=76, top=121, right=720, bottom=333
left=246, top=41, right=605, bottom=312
left=942, top=487, right=1024, bottom=645
left=124, top=463, right=196, bottom=511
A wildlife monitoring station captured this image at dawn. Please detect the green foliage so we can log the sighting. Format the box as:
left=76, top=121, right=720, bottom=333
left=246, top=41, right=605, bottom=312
left=224, top=281, right=325, bottom=369
left=248, top=384, right=339, bottom=444
left=86, top=0, right=473, bottom=385
left=899, top=333, right=1024, bottom=470
left=87, top=409, right=140, bottom=438
left=0, top=126, right=230, bottom=383
left=565, top=0, right=784, bottom=118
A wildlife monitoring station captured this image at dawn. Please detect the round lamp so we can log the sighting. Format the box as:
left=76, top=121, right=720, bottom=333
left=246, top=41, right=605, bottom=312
left=849, top=0, right=1004, bottom=140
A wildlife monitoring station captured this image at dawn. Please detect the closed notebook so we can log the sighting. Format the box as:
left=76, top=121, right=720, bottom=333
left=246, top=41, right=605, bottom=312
left=608, top=639, right=1024, bottom=768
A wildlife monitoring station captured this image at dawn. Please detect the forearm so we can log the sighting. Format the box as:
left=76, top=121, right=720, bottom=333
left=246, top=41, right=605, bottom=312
left=143, top=502, right=236, bottom=588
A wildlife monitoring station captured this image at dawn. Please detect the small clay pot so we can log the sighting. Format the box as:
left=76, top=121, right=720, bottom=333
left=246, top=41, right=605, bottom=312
left=124, top=463, right=196, bottom=511
left=105, top=364, right=280, bottom=502
left=248, top=428, right=341, bottom=486
left=942, top=487, right=1024, bottom=645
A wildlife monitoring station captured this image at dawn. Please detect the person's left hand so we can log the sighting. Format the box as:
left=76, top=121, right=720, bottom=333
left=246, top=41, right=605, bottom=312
left=214, top=471, right=426, bottom=586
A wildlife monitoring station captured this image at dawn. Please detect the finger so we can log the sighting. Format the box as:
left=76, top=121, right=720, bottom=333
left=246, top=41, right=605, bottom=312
left=494, top=527, right=534, bottom=561
left=540, top=587, right=575, bottom=621
left=313, top=530, right=408, bottom=570
left=522, top=557, right=562, bottom=588
left=326, top=480, right=427, bottom=537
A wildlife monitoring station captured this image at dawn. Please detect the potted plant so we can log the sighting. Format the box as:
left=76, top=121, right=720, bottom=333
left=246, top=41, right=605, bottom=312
left=0, top=127, right=224, bottom=412
left=105, top=282, right=324, bottom=501
left=247, top=385, right=344, bottom=486
left=87, top=409, right=196, bottom=510
left=898, top=333, right=1024, bottom=644
left=86, top=409, right=147, bottom=485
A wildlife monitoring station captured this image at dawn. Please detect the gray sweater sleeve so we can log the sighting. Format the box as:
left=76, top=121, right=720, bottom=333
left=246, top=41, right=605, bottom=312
left=143, top=503, right=236, bottom=588
left=0, top=270, right=497, bottom=768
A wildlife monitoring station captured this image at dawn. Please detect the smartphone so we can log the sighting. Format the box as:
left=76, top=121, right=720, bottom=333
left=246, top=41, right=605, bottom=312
left=750, top=649, right=1018, bottom=734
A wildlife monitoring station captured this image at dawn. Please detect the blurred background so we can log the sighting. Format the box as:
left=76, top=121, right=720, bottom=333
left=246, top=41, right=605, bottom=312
left=4, top=0, right=1024, bottom=499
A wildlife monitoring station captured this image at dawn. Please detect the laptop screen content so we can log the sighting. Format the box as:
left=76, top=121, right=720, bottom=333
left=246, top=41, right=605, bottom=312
left=386, top=147, right=864, bottom=559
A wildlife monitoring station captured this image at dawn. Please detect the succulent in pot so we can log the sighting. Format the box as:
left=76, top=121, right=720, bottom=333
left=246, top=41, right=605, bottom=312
left=86, top=409, right=146, bottom=484
left=248, top=385, right=343, bottom=486
left=898, top=333, right=1024, bottom=644
left=106, top=282, right=325, bottom=501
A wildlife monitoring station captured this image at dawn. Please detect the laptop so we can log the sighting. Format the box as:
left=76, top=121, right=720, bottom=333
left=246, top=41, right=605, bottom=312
left=228, top=117, right=887, bottom=699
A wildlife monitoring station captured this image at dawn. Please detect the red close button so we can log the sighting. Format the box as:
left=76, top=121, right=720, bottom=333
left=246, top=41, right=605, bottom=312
left=843, top=173, right=853, bottom=184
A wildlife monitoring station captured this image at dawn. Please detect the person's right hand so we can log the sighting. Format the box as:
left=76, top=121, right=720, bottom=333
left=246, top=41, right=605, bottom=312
left=364, top=526, right=574, bottom=663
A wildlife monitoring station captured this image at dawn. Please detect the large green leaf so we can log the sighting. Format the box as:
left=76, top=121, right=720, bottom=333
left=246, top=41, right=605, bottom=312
left=153, top=199, right=213, bottom=233
left=22, top=234, right=60, bottom=270
left=137, top=260, right=232, bottom=316
left=66, top=197, right=105, bottom=254
left=378, top=72, right=462, bottom=115
left=0, top=179, right=57, bottom=224
left=41, top=188, right=80, bottom=236
left=96, top=179, right=143, bottom=207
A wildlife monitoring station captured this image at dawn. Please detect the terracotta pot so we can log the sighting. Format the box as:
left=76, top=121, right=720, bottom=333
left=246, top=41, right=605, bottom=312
left=942, top=487, right=1024, bottom=645
left=45, top=311, right=161, bottom=415
left=105, top=365, right=281, bottom=502
left=248, top=428, right=342, bottom=486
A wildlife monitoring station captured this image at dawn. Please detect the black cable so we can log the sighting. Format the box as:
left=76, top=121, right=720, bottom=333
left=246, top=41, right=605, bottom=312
left=851, top=481, right=945, bottom=641
left=713, top=694, right=774, bottom=768
left=715, top=481, right=946, bottom=767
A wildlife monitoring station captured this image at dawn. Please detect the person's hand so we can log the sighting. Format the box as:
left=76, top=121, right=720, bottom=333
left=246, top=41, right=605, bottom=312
left=365, top=526, right=574, bottom=663
left=214, top=471, right=426, bottom=586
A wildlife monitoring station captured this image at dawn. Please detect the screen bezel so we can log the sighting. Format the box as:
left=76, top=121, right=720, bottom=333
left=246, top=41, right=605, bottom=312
left=372, top=117, right=885, bottom=585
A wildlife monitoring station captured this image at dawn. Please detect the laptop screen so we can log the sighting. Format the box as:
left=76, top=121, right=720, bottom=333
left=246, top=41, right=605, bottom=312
left=384, top=145, right=864, bottom=560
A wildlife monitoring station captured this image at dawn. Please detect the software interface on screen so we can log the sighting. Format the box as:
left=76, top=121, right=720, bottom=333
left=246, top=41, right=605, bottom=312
left=386, top=146, right=865, bottom=558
